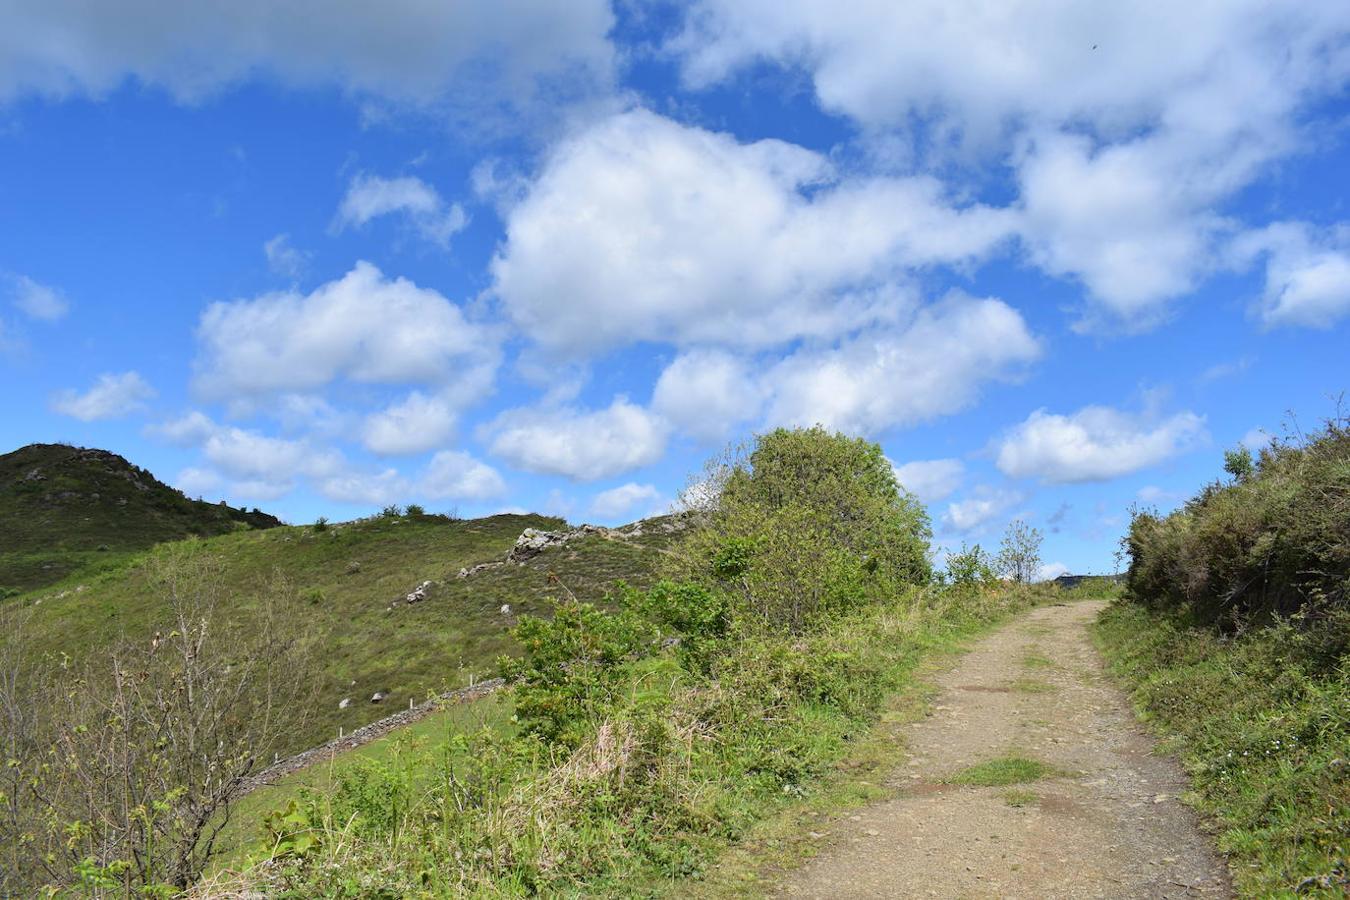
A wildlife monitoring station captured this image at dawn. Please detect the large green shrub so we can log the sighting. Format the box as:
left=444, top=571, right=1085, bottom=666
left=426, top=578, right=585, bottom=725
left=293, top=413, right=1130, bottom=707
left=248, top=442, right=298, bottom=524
left=673, top=427, right=932, bottom=632
left=1124, top=418, right=1350, bottom=627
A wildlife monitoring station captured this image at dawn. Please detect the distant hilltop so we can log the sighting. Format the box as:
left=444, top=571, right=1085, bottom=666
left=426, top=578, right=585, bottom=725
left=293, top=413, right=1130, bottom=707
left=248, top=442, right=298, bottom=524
left=0, top=442, right=282, bottom=594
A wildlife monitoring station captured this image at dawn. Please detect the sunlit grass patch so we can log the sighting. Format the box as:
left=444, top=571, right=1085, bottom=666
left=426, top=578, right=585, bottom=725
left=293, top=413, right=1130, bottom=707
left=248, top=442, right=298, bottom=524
left=1001, top=788, right=1038, bottom=807
left=947, top=755, right=1057, bottom=787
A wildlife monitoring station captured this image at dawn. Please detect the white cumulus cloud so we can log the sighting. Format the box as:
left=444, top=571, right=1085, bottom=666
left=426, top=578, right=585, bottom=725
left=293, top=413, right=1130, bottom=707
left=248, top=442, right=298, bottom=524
left=943, top=487, right=1022, bottom=533
left=652, top=349, right=765, bottom=443
left=589, top=482, right=662, bottom=519
left=420, top=450, right=506, bottom=501
left=672, top=1, right=1350, bottom=329
left=486, top=398, right=669, bottom=481
left=335, top=174, right=468, bottom=247
left=763, top=293, right=1040, bottom=434
left=362, top=391, right=458, bottom=456
left=997, top=405, right=1206, bottom=484
left=1233, top=222, right=1350, bottom=329
left=492, top=109, right=1016, bottom=356
left=194, top=261, right=496, bottom=400
left=51, top=371, right=155, bottom=421
left=892, top=458, right=964, bottom=503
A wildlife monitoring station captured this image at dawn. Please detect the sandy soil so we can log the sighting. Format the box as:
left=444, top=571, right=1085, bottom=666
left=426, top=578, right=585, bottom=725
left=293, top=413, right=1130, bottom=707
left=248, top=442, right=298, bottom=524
left=777, top=600, right=1231, bottom=899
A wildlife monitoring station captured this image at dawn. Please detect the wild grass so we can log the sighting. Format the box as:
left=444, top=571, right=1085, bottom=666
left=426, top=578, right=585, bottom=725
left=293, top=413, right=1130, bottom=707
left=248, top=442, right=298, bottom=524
left=948, top=755, right=1057, bottom=787
left=1001, top=788, right=1038, bottom=807
left=7, top=511, right=675, bottom=755
left=212, top=583, right=1048, bottom=897
left=1010, top=677, right=1056, bottom=694
left=1095, top=603, right=1349, bottom=898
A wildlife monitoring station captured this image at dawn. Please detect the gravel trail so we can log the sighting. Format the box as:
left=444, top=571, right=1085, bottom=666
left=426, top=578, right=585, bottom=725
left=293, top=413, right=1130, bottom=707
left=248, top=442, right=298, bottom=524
left=778, top=600, right=1230, bottom=899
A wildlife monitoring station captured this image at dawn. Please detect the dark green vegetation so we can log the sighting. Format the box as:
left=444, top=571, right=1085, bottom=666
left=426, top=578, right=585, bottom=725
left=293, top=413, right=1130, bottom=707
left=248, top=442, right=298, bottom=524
left=227, top=427, right=1047, bottom=897
left=1100, top=419, right=1349, bottom=898
left=1124, top=419, right=1349, bottom=625
left=0, top=442, right=280, bottom=593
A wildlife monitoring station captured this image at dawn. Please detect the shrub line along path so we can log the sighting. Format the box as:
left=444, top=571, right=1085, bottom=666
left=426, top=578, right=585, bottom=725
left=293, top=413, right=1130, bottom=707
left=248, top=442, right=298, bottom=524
left=777, top=600, right=1232, bottom=899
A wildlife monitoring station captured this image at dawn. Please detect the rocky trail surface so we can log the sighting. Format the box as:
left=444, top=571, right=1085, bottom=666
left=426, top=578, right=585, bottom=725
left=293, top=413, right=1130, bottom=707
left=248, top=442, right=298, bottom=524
left=779, top=600, right=1231, bottom=899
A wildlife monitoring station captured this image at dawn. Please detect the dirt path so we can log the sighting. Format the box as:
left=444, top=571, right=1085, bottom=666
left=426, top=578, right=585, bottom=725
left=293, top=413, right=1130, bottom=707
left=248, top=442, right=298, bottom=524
left=778, top=601, right=1231, bottom=899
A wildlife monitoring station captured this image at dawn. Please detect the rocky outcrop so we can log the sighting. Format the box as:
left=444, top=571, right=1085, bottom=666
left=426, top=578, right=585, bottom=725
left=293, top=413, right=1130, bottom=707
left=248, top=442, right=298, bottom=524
left=386, top=580, right=434, bottom=611
left=456, top=515, right=691, bottom=579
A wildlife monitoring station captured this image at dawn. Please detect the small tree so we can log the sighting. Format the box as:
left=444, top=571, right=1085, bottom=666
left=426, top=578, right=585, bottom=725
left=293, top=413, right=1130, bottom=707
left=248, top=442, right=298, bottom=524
left=946, top=542, right=995, bottom=585
left=997, top=519, right=1043, bottom=584
left=1223, top=446, right=1255, bottom=482
left=0, top=543, right=316, bottom=894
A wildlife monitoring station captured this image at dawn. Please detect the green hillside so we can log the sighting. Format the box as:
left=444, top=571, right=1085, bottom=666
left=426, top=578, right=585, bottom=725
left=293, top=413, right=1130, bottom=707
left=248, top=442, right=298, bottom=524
left=12, top=508, right=681, bottom=754
left=0, top=442, right=282, bottom=594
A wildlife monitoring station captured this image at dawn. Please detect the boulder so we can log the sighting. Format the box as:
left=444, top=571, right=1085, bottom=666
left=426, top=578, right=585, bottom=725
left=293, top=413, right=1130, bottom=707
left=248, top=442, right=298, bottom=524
left=338, top=697, right=351, bottom=709
left=370, top=691, right=387, bottom=703
left=507, top=527, right=569, bottom=562
left=404, top=580, right=433, bottom=604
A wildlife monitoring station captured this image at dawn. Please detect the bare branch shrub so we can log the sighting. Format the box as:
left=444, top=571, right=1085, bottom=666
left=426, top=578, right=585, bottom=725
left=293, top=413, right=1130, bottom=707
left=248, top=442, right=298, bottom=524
left=0, top=542, right=317, bottom=894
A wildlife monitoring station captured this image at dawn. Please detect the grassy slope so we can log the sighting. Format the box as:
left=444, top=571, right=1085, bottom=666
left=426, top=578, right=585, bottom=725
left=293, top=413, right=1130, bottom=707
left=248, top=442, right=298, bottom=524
left=220, top=585, right=1085, bottom=898
left=1094, top=603, right=1349, bottom=898
left=14, top=511, right=680, bottom=754
left=213, top=693, right=519, bottom=872
left=0, top=442, right=281, bottom=593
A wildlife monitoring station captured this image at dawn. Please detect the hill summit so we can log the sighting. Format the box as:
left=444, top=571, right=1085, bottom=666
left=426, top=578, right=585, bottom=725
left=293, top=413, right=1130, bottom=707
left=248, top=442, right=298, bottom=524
left=0, top=442, right=281, bottom=593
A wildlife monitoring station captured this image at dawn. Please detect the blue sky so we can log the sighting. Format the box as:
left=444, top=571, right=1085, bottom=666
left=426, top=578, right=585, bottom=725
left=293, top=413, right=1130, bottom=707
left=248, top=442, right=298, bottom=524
left=1, top=2, right=1348, bottom=577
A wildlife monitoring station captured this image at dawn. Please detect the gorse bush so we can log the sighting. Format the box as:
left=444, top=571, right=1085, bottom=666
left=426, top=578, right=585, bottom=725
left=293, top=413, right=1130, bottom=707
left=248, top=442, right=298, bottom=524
left=500, top=597, right=654, bottom=746
left=1124, top=416, right=1350, bottom=626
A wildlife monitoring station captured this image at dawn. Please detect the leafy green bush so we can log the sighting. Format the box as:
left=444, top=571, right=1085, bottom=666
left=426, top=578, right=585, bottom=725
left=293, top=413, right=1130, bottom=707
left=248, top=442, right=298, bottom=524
left=629, top=579, right=731, bottom=671
left=499, top=599, right=653, bottom=745
left=1124, top=417, right=1350, bottom=625
left=946, top=542, right=996, bottom=585
left=672, top=426, right=932, bottom=632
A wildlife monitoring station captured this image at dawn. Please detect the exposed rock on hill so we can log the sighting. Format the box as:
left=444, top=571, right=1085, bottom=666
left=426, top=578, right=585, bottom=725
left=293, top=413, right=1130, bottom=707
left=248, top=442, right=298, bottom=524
left=457, top=514, right=691, bottom=579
